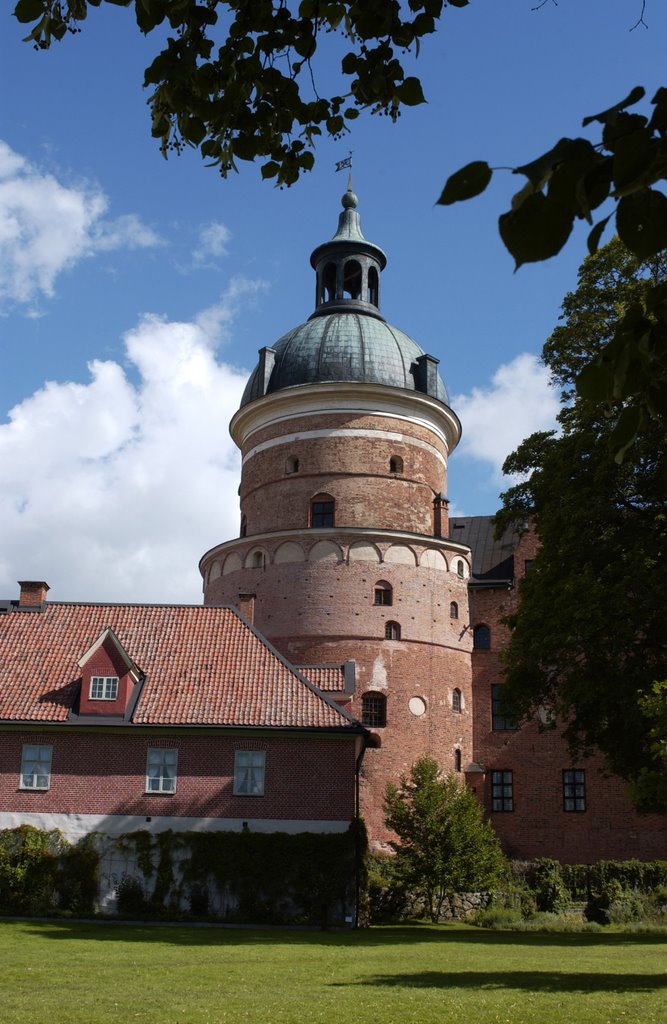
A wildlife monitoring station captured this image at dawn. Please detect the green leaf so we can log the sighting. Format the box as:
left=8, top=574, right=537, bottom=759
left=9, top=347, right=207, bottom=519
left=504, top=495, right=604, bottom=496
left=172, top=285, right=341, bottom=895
left=649, top=86, right=667, bottom=134
left=396, top=77, right=426, bottom=106
left=583, top=86, right=646, bottom=127
left=182, top=116, right=206, bottom=146
left=499, top=193, right=573, bottom=268
left=611, top=129, right=653, bottom=192
left=515, top=138, right=596, bottom=189
left=261, top=160, right=280, bottom=179
left=616, top=189, right=667, bottom=259
left=436, top=161, right=492, bottom=205
left=610, top=404, right=643, bottom=464
left=587, top=215, right=611, bottom=255
left=576, top=357, right=613, bottom=403
left=13, top=0, right=46, bottom=23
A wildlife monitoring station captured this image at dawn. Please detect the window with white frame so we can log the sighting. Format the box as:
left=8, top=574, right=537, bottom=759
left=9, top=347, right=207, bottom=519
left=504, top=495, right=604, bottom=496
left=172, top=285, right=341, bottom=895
left=234, top=750, right=266, bottom=796
left=146, top=748, right=178, bottom=794
left=90, top=676, right=119, bottom=700
left=20, top=744, right=53, bottom=790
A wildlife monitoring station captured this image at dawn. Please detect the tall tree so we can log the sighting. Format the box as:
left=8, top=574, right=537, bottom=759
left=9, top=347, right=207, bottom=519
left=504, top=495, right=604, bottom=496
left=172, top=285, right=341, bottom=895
left=384, top=756, right=506, bottom=921
left=495, top=238, right=667, bottom=812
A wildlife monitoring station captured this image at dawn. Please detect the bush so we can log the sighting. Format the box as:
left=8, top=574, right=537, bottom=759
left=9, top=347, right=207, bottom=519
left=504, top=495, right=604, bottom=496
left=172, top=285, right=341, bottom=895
left=471, top=906, right=523, bottom=929
left=586, top=878, right=649, bottom=925
left=364, top=853, right=412, bottom=923
left=531, top=859, right=571, bottom=913
left=115, top=875, right=149, bottom=917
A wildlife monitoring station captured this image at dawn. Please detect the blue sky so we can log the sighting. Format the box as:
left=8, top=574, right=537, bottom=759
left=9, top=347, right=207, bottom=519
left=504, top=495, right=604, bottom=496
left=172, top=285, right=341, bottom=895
left=1, top=0, right=665, bottom=602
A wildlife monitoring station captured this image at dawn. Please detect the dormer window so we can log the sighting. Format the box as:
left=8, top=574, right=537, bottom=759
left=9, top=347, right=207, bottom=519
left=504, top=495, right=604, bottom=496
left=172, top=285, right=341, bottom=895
left=90, top=676, right=118, bottom=701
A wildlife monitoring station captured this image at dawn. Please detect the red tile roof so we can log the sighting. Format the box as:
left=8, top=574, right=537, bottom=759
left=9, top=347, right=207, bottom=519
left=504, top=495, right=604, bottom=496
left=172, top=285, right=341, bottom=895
left=0, top=603, right=361, bottom=731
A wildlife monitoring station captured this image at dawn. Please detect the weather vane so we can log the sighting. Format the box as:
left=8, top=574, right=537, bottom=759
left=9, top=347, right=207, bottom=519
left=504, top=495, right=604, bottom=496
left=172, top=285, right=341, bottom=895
left=335, top=151, right=353, bottom=172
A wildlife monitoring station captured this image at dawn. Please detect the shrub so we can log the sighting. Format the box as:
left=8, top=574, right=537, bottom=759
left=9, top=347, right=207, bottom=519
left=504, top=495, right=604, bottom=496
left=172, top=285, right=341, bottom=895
left=115, top=875, right=149, bottom=917
left=531, top=859, right=571, bottom=913
left=471, top=906, right=524, bottom=929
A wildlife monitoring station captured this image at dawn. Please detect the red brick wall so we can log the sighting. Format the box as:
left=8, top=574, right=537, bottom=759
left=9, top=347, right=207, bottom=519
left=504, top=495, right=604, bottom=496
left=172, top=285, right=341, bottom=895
left=469, top=556, right=667, bottom=862
left=0, top=730, right=357, bottom=823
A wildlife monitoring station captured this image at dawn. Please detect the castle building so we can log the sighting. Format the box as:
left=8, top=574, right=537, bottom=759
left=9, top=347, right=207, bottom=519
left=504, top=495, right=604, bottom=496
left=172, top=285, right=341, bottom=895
left=1, top=186, right=665, bottom=867
left=200, top=184, right=667, bottom=859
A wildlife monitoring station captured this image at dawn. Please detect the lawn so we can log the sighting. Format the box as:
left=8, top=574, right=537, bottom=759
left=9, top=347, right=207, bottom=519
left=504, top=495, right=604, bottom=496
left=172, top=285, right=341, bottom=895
left=1, top=921, right=665, bottom=1024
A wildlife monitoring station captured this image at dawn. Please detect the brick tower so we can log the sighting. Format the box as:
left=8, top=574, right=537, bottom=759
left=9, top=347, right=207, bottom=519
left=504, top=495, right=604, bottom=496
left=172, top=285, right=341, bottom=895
left=201, top=183, right=474, bottom=841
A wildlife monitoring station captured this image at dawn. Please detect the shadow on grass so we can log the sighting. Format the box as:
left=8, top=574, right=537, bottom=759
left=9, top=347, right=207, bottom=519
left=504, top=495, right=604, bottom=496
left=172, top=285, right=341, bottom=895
left=332, top=969, right=667, bottom=994
left=5, top=920, right=667, bottom=951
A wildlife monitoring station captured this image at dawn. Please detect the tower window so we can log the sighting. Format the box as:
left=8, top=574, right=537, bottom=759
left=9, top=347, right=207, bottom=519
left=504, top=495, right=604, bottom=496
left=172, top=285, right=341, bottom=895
left=456, top=559, right=466, bottom=578
left=385, top=620, right=401, bottom=640
left=389, top=455, right=403, bottom=474
left=454, top=749, right=462, bottom=773
left=343, top=259, right=362, bottom=299
left=285, top=456, right=299, bottom=474
left=252, top=551, right=265, bottom=569
left=367, top=265, right=379, bottom=306
left=374, top=581, right=392, bottom=606
left=362, top=692, right=386, bottom=728
left=473, top=625, right=490, bottom=650
left=450, top=601, right=458, bottom=619
left=322, top=262, right=336, bottom=302
left=311, top=494, right=335, bottom=528
left=452, top=688, right=462, bottom=713
left=240, top=515, right=247, bottom=538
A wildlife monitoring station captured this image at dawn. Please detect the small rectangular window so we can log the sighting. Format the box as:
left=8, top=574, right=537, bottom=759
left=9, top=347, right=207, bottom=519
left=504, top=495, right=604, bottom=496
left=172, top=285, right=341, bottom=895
left=491, top=684, right=518, bottom=731
left=146, top=748, right=178, bottom=794
left=491, top=769, right=514, bottom=812
left=20, top=744, right=53, bottom=790
left=234, top=751, right=266, bottom=796
left=311, top=500, right=334, bottom=528
left=90, top=676, right=119, bottom=700
left=563, top=769, right=586, bottom=812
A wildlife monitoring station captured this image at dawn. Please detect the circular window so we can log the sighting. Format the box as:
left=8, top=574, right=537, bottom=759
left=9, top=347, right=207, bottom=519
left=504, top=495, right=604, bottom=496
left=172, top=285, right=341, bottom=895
left=408, top=696, right=427, bottom=717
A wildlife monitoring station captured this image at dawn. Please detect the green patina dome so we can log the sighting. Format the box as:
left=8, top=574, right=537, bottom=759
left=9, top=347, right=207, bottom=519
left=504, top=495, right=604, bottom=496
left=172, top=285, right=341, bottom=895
left=240, top=312, right=450, bottom=407
left=240, top=181, right=450, bottom=409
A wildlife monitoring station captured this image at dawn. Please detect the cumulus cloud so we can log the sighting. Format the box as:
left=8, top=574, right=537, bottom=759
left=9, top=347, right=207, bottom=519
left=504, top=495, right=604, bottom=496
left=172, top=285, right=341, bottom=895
left=0, top=279, right=266, bottom=604
left=0, top=140, right=161, bottom=309
left=453, top=353, right=560, bottom=481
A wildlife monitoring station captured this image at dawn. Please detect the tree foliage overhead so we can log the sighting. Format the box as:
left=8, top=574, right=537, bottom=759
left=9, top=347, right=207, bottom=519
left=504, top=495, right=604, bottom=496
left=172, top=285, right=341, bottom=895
left=384, top=756, right=506, bottom=921
left=14, top=0, right=467, bottom=186
left=495, top=238, right=667, bottom=812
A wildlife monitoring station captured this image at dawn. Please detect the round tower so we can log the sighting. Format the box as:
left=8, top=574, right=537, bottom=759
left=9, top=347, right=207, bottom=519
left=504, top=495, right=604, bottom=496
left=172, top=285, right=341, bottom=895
left=201, top=183, right=473, bottom=842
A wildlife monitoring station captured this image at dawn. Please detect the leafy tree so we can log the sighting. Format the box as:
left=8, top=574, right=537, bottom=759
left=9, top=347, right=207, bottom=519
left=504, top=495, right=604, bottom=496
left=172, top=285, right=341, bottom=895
left=13, top=0, right=466, bottom=186
left=384, top=756, right=506, bottom=922
left=495, top=238, right=667, bottom=812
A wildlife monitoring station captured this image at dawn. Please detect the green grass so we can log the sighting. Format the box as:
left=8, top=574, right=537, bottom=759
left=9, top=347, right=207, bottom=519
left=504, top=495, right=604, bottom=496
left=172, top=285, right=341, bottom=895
left=2, top=921, right=666, bottom=1024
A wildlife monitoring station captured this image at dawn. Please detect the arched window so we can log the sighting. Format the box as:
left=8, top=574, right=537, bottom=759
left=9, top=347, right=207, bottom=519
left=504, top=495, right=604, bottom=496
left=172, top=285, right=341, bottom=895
left=343, top=259, right=362, bottom=299
left=456, top=559, right=465, bottom=578
left=322, top=262, right=336, bottom=302
left=367, top=265, right=379, bottom=306
left=473, top=625, right=491, bottom=650
left=362, top=692, right=387, bottom=728
left=389, top=455, right=403, bottom=474
left=310, top=493, right=335, bottom=528
left=385, top=620, right=401, bottom=641
left=450, top=601, right=458, bottom=619
left=252, top=551, right=265, bottom=569
left=452, top=688, right=462, bottom=713
left=285, top=456, right=299, bottom=474
left=454, top=749, right=462, bottom=773
left=374, top=581, right=393, bottom=606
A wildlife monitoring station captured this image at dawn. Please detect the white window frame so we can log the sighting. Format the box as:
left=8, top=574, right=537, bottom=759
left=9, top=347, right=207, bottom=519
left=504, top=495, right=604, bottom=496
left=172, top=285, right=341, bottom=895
left=20, top=744, right=53, bottom=791
left=90, top=675, right=119, bottom=700
left=233, top=750, right=266, bottom=796
left=145, top=748, right=178, bottom=794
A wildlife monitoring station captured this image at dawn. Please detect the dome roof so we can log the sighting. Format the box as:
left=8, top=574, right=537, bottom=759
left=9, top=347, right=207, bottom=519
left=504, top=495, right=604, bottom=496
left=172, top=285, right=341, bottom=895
left=240, top=312, right=450, bottom=407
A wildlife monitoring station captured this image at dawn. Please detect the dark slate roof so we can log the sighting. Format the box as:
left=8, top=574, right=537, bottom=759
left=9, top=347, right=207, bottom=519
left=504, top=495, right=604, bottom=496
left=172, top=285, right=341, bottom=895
left=240, top=312, right=450, bottom=407
left=448, top=516, right=520, bottom=584
left=0, top=602, right=362, bottom=731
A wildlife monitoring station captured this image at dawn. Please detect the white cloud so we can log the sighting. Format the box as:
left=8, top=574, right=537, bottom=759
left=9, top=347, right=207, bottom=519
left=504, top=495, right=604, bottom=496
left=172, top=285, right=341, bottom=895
left=192, top=221, right=231, bottom=264
left=0, top=279, right=261, bottom=604
left=0, top=140, right=161, bottom=309
left=453, top=353, right=560, bottom=481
